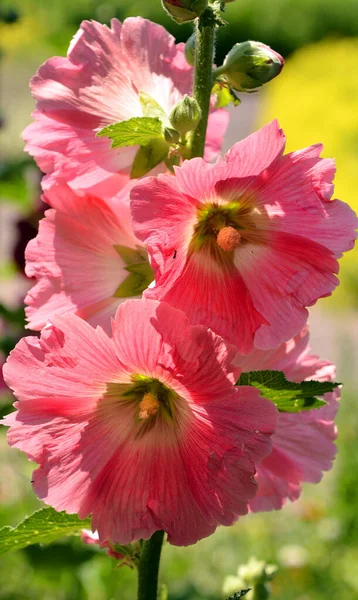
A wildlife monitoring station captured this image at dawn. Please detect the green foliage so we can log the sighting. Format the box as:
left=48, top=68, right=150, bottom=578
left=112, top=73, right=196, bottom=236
left=236, top=370, right=339, bottom=412
left=114, top=262, right=154, bottom=297
left=159, top=584, right=168, bottom=600
left=0, top=303, right=25, bottom=327
left=113, top=245, right=153, bottom=297
left=97, top=117, right=164, bottom=148
left=97, top=115, right=171, bottom=178
left=139, top=92, right=167, bottom=121
left=130, top=139, right=170, bottom=178
left=0, top=508, right=91, bottom=556
left=212, top=80, right=241, bottom=108
left=226, top=591, right=251, bottom=600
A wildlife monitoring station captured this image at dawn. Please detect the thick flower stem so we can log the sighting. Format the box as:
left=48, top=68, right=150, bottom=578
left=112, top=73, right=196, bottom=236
left=137, top=530, right=165, bottom=600
left=190, top=9, right=216, bottom=158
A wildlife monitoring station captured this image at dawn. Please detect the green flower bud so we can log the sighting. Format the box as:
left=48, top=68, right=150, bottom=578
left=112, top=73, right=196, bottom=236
left=169, top=95, right=201, bottom=136
left=164, top=127, right=181, bottom=144
left=184, top=32, right=196, bottom=66
left=162, top=0, right=208, bottom=24
left=219, top=41, right=284, bottom=92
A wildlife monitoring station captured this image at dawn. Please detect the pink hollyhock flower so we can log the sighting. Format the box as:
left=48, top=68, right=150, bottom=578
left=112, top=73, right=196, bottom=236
left=235, top=326, right=339, bottom=511
left=131, top=120, right=358, bottom=353
left=2, top=299, right=276, bottom=546
left=23, top=17, right=228, bottom=198
left=24, top=181, right=153, bottom=334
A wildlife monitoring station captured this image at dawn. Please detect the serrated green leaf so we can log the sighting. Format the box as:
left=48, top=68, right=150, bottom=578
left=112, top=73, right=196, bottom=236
left=236, top=370, right=339, bottom=412
left=0, top=508, right=91, bottom=556
left=212, top=81, right=241, bottom=108
left=97, top=117, right=164, bottom=148
left=130, top=138, right=169, bottom=179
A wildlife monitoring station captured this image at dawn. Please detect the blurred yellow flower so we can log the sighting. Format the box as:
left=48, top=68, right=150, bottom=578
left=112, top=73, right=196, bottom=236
left=0, top=16, right=42, bottom=55
left=260, top=38, right=358, bottom=309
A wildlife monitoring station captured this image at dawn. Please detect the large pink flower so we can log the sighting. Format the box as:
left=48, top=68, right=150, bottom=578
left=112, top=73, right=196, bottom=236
left=23, top=17, right=228, bottom=198
left=235, top=326, right=339, bottom=511
left=25, top=181, right=153, bottom=334
left=131, top=121, right=357, bottom=353
left=2, top=299, right=276, bottom=546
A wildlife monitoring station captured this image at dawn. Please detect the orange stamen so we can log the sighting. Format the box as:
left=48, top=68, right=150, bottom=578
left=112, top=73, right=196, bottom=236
left=216, top=226, right=241, bottom=251
left=138, top=392, right=160, bottom=420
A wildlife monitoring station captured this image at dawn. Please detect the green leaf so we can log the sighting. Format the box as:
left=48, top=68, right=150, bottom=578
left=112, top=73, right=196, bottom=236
left=236, top=370, right=339, bottom=412
left=130, top=138, right=169, bottom=179
left=114, top=262, right=154, bottom=298
left=113, top=245, right=154, bottom=298
left=97, top=117, right=163, bottom=148
left=139, top=92, right=167, bottom=121
left=114, top=245, right=147, bottom=266
left=0, top=508, right=91, bottom=556
left=212, top=80, right=241, bottom=108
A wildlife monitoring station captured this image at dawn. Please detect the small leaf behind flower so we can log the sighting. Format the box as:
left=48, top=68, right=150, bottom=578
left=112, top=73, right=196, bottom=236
left=130, top=139, right=170, bottom=178
left=97, top=117, right=163, bottom=148
left=113, top=245, right=153, bottom=298
left=236, top=370, right=339, bottom=412
left=139, top=92, right=167, bottom=121
left=212, top=80, right=241, bottom=108
left=0, top=508, right=91, bottom=556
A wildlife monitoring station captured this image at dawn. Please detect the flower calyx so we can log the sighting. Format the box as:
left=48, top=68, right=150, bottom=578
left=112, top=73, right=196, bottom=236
left=162, top=0, right=208, bottom=23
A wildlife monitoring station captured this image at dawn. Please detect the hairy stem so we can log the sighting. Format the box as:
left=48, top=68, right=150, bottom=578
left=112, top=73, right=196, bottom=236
left=190, top=9, right=216, bottom=158
left=137, top=530, right=165, bottom=600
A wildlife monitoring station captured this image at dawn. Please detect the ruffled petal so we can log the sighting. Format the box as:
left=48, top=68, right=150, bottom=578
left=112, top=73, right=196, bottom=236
left=25, top=183, right=145, bottom=333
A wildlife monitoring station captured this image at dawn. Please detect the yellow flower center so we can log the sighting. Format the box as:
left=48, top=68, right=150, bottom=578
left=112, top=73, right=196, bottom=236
left=188, top=199, right=267, bottom=270
left=216, top=226, right=242, bottom=251
left=138, top=392, right=160, bottom=420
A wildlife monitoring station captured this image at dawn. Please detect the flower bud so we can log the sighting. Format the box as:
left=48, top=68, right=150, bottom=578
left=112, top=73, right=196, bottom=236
left=220, top=41, right=284, bottom=92
left=164, top=127, right=181, bottom=144
left=184, top=32, right=196, bottom=66
left=169, top=95, right=201, bottom=136
left=162, top=0, right=208, bottom=24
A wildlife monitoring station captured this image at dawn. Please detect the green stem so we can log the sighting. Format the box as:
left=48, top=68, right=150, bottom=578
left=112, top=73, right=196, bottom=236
left=190, top=9, right=216, bottom=158
left=137, top=530, right=165, bottom=600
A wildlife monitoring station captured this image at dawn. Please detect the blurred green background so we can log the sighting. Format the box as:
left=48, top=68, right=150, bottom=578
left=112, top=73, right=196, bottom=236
left=0, top=1, right=358, bottom=599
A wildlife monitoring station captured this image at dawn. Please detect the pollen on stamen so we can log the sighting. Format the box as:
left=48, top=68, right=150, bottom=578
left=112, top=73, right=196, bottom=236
left=138, top=392, right=160, bottom=420
left=216, top=226, right=241, bottom=251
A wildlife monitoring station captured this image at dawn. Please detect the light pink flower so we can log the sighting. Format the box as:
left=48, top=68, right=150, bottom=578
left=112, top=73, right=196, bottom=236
left=24, top=181, right=153, bottom=334
left=23, top=17, right=228, bottom=198
left=2, top=299, right=276, bottom=546
left=131, top=120, right=357, bottom=353
left=235, top=326, right=339, bottom=511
